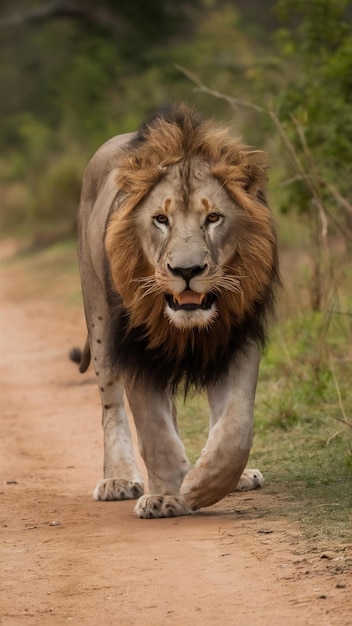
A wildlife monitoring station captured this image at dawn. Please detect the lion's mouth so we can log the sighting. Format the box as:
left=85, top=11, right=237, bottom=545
left=165, top=290, right=217, bottom=312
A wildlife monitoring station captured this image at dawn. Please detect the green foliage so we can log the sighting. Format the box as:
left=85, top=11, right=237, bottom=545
left=1, top=0, right=351, bottom=238
left=0, top=111, right=85, bottom=236
left=0, top=0, right=205, bottom=236
left=270, top=0, right=352, bottom=223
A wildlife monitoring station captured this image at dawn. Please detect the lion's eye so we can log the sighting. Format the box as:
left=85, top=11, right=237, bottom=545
left=154, top=214, right=169, bottom=225
left=207, top=212, right=222, bottom=224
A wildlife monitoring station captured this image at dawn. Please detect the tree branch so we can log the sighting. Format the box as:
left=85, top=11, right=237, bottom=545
left=175, top=64, right=309, bottom=182
left=0, top=1, right=126, bottom=35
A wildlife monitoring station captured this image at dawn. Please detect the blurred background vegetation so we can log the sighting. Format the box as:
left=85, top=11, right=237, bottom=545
left=0, top=0, right=351, bottom=538
left=1, top=0, right=351, bottom=243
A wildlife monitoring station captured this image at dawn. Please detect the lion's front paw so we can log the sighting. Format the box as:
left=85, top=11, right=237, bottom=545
left=234, top=469, right=264, bottom=492
left=134, top=494, right=192, bottom=519
left=93, top=478, right=144, bottom=501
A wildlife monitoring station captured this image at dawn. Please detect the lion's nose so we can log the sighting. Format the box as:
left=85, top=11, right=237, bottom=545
left=167, top=264, right=208, bottom=282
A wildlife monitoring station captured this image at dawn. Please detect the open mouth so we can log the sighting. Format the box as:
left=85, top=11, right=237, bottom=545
left=165, top=290, right=217, bottom=312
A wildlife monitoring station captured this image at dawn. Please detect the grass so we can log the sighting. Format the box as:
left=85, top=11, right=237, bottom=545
left=252, top=308, right=351, bottom=543
left=1, top=238, right=83, bottom=307
left=2, top=239, right=351, bottom=544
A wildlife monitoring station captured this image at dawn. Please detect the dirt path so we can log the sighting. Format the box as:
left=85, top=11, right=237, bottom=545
left=1, top=249, right=351, bottom=626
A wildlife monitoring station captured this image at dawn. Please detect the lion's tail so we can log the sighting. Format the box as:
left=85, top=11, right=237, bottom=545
left=69, top=336, right=91, bottom=373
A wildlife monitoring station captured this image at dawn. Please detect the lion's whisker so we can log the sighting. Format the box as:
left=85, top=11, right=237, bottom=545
left=140, top=284, right=164, bottom=298
left=133, top=276, right=156, bottom=284
left=207, top=178, right=229, bottom=202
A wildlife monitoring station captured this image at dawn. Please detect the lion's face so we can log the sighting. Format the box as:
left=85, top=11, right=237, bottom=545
left=136, top=160, right=240, bottom=330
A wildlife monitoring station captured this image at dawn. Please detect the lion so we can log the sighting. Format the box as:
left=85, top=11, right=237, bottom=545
left=72, top=103, right=280, bottom=518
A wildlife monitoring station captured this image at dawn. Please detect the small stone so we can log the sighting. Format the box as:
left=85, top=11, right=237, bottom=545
left=320, top=551, right=337, bottom=560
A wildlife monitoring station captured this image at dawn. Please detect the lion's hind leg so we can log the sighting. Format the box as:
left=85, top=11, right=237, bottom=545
left=94, top=478, right=144, bottom=501
left=234, top=469, right=264, bottom=492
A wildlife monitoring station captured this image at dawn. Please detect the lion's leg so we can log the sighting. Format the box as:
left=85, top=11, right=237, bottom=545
left=207, top=359, right=264, bottom=494
left=87, top=313, right=144, bottom=502
left=124, top=381, right=192, bottom=518
left=180, top=342, right=261, bottom=510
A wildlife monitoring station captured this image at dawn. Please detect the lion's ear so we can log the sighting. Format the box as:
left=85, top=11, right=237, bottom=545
left=241, top=150, right=269, bottom=198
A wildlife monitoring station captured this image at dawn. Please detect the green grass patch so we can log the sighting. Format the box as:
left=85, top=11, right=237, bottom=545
left=176, top=393, right=209, bottom=465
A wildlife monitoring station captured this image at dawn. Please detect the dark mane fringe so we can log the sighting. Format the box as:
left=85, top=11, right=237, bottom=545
left=107, top=298, right=269, bottom=395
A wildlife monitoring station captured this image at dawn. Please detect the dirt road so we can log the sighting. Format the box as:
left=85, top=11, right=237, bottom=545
left=1, top=247, right=351, bottom=626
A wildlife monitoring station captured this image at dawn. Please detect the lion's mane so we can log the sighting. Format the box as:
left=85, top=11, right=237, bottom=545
left=105, top=103, right=280, bottom=392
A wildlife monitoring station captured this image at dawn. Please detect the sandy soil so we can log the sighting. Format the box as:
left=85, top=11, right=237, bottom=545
left=1, top=246, right=351, bottom=626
